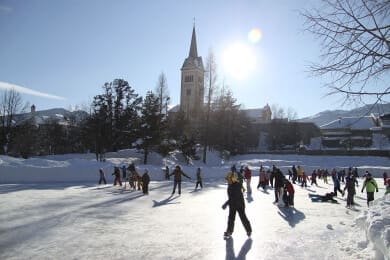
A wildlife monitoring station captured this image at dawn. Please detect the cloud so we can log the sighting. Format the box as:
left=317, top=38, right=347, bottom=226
left=0, top=81, right=67, bottom=100
left=0, top=5, right=12, bottom=14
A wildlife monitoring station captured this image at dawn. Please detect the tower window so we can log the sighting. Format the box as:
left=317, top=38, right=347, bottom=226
left=185, top=75, right=194, bottom=82
left=186, top=89, right=191, bottom=96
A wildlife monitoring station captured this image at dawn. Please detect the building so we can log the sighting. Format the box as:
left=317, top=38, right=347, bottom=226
left=320, top=114, right=382, bottom=149
left=180, top=25, right=204, bottom=119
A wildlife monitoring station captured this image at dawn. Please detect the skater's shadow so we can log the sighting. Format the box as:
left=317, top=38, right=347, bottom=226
left=225, top=237, right=252, bottom=260
left=277, top=207, right=305, bottom=228
left=152, top=195, right=180, bottom=207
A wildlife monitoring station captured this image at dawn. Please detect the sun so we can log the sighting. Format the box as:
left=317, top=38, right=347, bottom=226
left=222, top=43, right=256, bottom=80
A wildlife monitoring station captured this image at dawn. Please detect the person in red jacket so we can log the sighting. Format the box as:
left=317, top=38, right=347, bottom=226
left=244, top=166, right=252, bottom=194
left=284, top=179, right=295, bottom=207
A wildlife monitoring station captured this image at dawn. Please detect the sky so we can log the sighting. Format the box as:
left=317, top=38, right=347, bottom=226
left=0, top=150, right=389, bottom=259
left=0, top=0, right=384, bottom=118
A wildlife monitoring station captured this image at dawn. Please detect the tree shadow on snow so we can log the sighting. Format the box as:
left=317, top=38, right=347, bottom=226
left=277, top=207, right=305, bottom=227
left=152, top=195, right=180, bottom=207
left=225, top=237, right=252, bottom=260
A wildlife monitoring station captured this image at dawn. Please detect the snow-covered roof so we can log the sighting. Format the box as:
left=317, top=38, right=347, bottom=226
left=320, top=116, right=377, bottom=130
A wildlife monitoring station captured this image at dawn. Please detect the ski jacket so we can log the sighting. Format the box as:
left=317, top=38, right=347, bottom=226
left=344, top=176, right=356, bottom=194
left=362, top=177, right=378, bottom=193
left=244, top=168, right=251, bottom=179
left=226, top=181, right=245, bottom=209
left=142, top=173, right=150, bottom=185
left=274, top=170, right=285, bottom=188
left=285, top=182, right=295, bottom=194
left=170, top=168, right=190, bottom=181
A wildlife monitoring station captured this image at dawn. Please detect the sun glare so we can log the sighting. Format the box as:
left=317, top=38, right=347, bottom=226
left=248, top=28, right=262, bottom=43
left=222, top=43, right=257, bottom=80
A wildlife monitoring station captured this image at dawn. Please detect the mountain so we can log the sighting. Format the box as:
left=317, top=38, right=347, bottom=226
left=14, top=108, right=89, bottom=125
left=298, top=103, right=390, bottom=127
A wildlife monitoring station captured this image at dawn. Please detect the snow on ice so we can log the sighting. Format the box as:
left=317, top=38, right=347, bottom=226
left=0, top=150, right=389, bottom=259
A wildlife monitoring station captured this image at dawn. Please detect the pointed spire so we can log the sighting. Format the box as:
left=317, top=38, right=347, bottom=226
left=189, top=24, right=198, bottom=58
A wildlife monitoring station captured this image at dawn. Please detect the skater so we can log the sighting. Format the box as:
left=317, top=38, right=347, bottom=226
left=165, top=166, right=170, bottom=180
left=170, top=165, right=191, bottom=195
left=142, top=169, right=150, bottom=195
left=332, top=173, right=344, bottom=196
left=244, top=166, right=252, bottom=194
left=284, top=179, right=295, bottom=207
left=121, top=165, right=127, bottom=183
left=112, top=167, right=122, bottom=186
left=273, top=167, right=285, bottom=205
left=361, top=173, right=378, bottom=207
left=343, top=172, right=356, bottom=208
left=383, top=172, right=388, bottom=186
left=292, top=165, right=298, bottom=184
left=222, top=174, right=252, bottom=238
left=301, top=171, right=308, bottom=187
left=195, top=167, right=203, bottom=189
left=309, top=192, right=337, bottom=203
left=257, top=165, right=267, bottom=190
left=297, top=165, right=303, bottom=183
left=310, top=170, right=318, bottom=186
left=98, top=168, right=107, bottom=185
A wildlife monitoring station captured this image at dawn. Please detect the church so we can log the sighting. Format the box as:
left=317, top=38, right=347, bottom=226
left=171, top=25, right=272, bottom=123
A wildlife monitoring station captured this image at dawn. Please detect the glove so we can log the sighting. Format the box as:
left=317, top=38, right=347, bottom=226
left=222, top=202, right=228, bottom=210
left=376, top=189, right=378, bottom=192
left=361, top=190, right=363, bottom=193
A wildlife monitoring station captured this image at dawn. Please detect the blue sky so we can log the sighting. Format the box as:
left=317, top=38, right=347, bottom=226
left=0, top=0, right=379, bottom=118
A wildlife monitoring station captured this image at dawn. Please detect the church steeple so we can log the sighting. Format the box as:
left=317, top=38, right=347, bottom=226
left=188, top=25, right=198, bottom=58
left=180, top=24, right=204, bottom=120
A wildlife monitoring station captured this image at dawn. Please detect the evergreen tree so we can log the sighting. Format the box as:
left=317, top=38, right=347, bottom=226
left=139, top=91, right=163, bottom=164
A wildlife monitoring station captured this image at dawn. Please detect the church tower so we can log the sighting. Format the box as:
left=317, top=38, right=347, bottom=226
left=180, top=25, right=204, bottom=119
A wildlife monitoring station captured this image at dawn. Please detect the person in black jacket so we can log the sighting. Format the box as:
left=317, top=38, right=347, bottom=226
left=170, top=165, right=191, bottom=195
left=222, top=175, right=252, bottom=237
left=142, top=169, right=150, bottom=195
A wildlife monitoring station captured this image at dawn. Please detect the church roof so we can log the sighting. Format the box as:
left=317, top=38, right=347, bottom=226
left=189, top=26, right=198, bottom=58
left=181, top=25, right=204, bottom=71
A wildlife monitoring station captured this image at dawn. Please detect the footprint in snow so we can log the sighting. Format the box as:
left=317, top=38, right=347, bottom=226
left=326, top=224, right=334, bottom=230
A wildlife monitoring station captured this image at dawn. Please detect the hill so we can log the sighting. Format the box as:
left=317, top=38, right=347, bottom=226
left=298, top=103, right=390, bottom=126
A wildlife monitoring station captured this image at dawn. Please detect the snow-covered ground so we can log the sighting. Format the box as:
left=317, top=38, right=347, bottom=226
left=0, top=150, right=389, bottom=259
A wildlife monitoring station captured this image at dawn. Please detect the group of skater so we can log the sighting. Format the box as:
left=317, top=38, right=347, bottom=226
left=98, top=162, right=150, bottom=195
left=98, top=163, right=204, bottom=196
left=98, top=161, right=388, bottom=238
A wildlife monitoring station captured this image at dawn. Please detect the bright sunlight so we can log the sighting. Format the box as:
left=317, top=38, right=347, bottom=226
left=222, top=43, right=257, bottom=80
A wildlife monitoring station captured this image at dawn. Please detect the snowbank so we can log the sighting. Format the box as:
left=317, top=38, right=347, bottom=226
left=355, top=194, right=390, bottom=260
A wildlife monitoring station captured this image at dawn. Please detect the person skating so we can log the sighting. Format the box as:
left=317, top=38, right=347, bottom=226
left=273, top=167, right=285, bottom=206
left=332, top=172, right=344, bottom=196
left=195, top=167, right=203, bottom=189
left=142, top=169, right=150, bottom=195
left=284, top=179, right=295, bottom=207
left=112, top=166, right=122, bottom=186
left=301, top=171, right=308, bottom=188
left=361, top=173, right=378, bottom=207
left=98, top=168, right=107, bottom=185
left=244, top=166, right=252, bottom=194
left=257, top=165, right=267, bottom=190
left=343, top=172, right=356, bottom=208
left=310, top=170, right=318, bottom=186
left=222, top=174, right=252, bottom=238
left=383, top=172, right=388, bottom=186
left=165, top=166, right=170, bottom=180
left=292, top=165, right=298, bottom=184
left=170, top=165, right=191, bottom=195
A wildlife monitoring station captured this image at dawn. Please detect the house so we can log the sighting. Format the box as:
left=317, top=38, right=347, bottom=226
left=319, top=114, right=389, bottom=149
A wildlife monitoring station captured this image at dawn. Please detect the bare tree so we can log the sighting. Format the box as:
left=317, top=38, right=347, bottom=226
left=271, top=104, right=286, bottom=119
left=0, top=89, right=27, bottom=154
left=203, top=48, right=218, bottom=163
left=155, top=72, right=170, bottom=116
left=302, top=0, right=390, bottom=103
